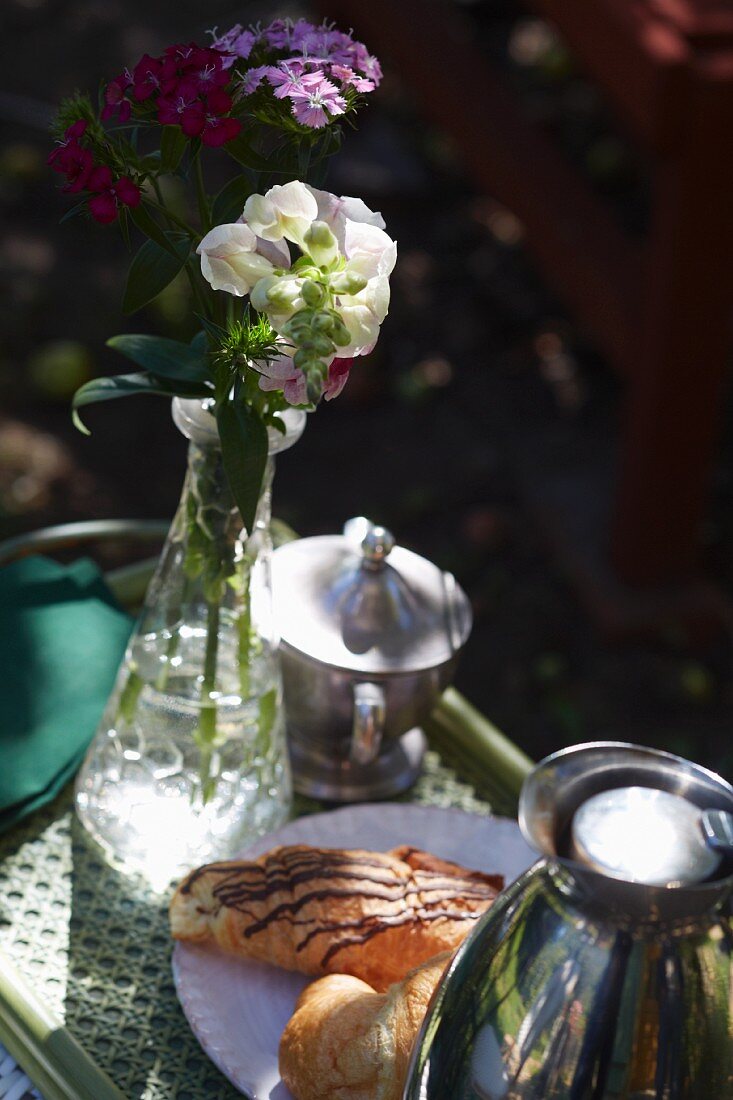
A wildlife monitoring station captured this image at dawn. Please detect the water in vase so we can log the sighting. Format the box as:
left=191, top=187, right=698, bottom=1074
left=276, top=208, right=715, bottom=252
left=75, top=401, right=304, bottom=889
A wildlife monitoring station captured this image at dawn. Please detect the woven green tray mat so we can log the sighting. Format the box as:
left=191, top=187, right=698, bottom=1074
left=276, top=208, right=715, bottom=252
left=0, top=750, right=494, bottom=1100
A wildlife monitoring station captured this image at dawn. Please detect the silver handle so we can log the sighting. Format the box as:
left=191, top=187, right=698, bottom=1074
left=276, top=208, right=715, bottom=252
left=351, top=682, right=386, bottom=764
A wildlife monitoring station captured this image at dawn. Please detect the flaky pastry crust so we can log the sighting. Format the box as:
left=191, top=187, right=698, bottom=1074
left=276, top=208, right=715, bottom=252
left=170, top=843, right=502, bottom=990
left=278, top=952, right=452, bottom=1100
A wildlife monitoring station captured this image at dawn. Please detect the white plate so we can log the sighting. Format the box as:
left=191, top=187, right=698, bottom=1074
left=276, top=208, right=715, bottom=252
left=172, top=802, right=535, bottom=1099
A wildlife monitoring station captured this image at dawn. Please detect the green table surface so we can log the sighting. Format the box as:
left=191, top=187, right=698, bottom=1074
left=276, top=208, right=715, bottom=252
left=0, top=740, right=516, bottom=1100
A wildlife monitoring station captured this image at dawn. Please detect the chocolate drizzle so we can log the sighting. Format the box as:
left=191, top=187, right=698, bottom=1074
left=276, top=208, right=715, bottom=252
left=179, top=845, right=503, bottom=968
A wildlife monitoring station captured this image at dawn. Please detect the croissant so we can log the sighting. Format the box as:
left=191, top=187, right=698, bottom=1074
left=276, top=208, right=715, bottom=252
left=279, top=952, right=452, bottom=1100
left=170, top=843, right=502, bottom=990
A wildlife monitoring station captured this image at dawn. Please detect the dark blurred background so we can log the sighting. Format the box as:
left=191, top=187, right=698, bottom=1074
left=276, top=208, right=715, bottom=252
left=3, top=0, right=733, bottom=774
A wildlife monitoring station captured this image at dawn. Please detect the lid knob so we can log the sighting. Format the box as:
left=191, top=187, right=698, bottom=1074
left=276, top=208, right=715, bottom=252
left=701, top=809, right=733, bottom=856
left=360, top=524, right=395, bottom=571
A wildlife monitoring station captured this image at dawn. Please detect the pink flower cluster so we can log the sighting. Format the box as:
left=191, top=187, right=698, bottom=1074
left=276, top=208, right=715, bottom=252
left=211, top=18, right=381, bottom=130
left=259, top=355, right=353, bottom=404
left=102, top=43, right=242, bottom=147
left=47, top=120, right=141, bottom=224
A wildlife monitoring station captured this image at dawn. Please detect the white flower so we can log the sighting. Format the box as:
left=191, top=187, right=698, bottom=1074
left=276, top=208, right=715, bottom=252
left=342, top=220, right=397, bottom=281
left=306, top=185, right=386, bottom=252
left=197, top=224, right=289, bottom=297
left=199, top=182, right=397, bottom=396
left=241, top=181, right=318, bottom=248
left=337, top=275, right=391, bottom=357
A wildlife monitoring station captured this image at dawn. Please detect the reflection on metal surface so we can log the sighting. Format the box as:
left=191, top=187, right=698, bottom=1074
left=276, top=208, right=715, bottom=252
left=272, top=518, right=472, bottom=800
left=702, top=809, right=733, bottom=857
left=405, top=744, right=733, bottom=1099
left=571, top=787, right=721, bottom=887
left=472, top=1024, right=510, bottom=1099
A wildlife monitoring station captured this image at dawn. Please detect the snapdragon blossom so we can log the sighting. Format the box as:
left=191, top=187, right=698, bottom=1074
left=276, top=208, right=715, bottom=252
left=197, top=181, right=395, bottom=404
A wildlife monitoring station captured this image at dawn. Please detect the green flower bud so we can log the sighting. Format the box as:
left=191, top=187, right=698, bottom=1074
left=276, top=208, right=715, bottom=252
left=282, top=309, right=315, bottom=339
left=303, top=220, right=339, bottom=268
left=332, top=322, right=352, bottom=347
left=329, top=271, right=368, bottom=296
left=266, top=279, right=302, bottom=309
left=294, top=349, right=316, bottom=371
left=306, top=375, right=323, bottom=404
left=301, top=280, right=326, bottom=308
left=311, top=334, right=336, bottom=356
left=312, top=312, right=336, bottom=334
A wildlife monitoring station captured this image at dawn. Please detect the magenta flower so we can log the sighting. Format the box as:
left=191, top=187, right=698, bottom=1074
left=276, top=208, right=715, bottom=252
left=47, top=121, right=93, bottom=193
left=132, top=54, right=178, bottom=101
left=87, top=166, right=117, bottom=223
left=149, top=51, right=240, bottom=146
left=290, top=83, right=346, bottom=129
left=113, top=177, right=141, bottom=207
left=200, top=112, right=241, bottom=147
left=157, top=87, right=202, bottom=129
left=324, top=357, right=353, bottom=400
left=57, top=145, right=94, bottom=192
left=87, top=166, right=140, bottom=225
left=101, top=72, right=133, bottom=122
left=165, top=42, right=196, bottom=63
left=65, top=119, right=88, bottom=141
left=182, top=46, right=230, bottom=93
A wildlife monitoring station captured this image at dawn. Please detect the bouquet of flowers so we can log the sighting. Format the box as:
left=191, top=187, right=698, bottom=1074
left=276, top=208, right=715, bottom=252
left=49, top=16, right=394, bottom=532
left=49, top=17, right=396, bottom=856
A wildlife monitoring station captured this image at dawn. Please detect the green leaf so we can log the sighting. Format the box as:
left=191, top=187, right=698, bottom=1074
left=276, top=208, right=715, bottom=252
left=128, top=204, right=183, bottom=258
left=59, top=199, right=88, bottom=224
left=138, top=152, right=162, bottom=172
left=190, top=330, right=208, bottom=355
left=224, top=134, right=273, bottom=173
left=106, top=334, right=209, bottom=383
left=160, top=126, right=188, bottom=174
left=122, top=235, right=190, bottom=314
left=196, top=315, right=229, bottom=346
left=72, top=371, right=209, bottom=433
left=216, top=400, right=268, bottom=534
left=211, top=175, right=253, bottom=225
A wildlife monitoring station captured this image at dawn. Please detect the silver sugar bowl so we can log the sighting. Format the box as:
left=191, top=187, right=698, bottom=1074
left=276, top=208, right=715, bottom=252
left=406, top=742, right=733, bottom=1099
left=272, top=518, right=472, bottom=801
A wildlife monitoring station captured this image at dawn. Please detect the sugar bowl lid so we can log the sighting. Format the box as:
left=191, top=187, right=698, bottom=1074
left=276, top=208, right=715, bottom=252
left=272, top=518, right=472, bottom=674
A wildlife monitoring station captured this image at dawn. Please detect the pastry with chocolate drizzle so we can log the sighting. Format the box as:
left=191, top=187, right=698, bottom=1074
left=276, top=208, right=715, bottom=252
left=170, top=844, right=503, bottom=990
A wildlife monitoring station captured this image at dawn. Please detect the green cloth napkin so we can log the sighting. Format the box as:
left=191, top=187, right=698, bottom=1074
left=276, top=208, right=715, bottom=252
left=0, top=556, right=133, bottom=831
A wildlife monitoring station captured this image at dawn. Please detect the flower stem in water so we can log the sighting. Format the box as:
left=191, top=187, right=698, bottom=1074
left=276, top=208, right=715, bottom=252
left=238, top=567, right=252, bottom=697
left=118, top=669, right=144, bottom=724
left=197, top=598, right=221, bottom=803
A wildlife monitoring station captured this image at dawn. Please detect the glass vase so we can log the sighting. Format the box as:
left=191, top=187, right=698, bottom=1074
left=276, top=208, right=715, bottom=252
left=75, top=397, right=305, bottom=887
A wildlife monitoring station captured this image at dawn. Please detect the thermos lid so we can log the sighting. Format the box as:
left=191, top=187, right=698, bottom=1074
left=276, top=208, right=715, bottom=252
left=519, top=742, right=733, bottom=894
left=272, top=517, right=472, bottom=674
left=571, top=786, right=722, bottom=886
